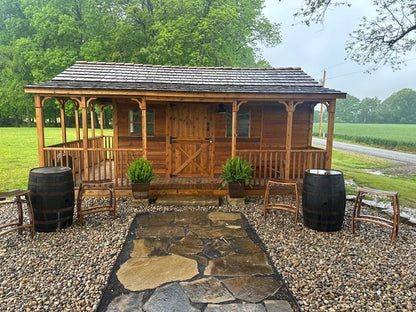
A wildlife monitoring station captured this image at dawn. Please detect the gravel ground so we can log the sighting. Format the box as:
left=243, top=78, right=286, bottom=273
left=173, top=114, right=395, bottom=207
left=0, top=197, right=415, bottom=312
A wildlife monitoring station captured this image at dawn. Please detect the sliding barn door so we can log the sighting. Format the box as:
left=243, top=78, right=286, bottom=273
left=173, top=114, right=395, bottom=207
left=169, top=103, right=214, bottom=177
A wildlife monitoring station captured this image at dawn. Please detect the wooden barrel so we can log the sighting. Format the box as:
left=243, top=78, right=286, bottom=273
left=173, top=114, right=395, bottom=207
left=302, top=169, right=346, bottom=232
left=28, top=167, right=74, bottom=232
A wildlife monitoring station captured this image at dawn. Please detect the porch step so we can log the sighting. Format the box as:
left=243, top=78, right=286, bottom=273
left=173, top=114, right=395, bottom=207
left=156, top=195, right=220, bottom=207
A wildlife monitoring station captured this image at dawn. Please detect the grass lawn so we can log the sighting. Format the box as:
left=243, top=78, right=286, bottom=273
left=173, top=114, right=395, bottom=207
left=0, top=127, right=112, bottom=191
left=1, top=127, right=415, bottom=208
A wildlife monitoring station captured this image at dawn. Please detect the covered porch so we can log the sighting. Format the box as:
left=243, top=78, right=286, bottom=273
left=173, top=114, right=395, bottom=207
left=25, top=62, right=345, bottom=197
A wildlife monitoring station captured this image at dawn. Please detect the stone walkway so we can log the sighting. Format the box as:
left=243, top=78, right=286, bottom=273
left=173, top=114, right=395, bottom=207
left=97, top=211, right=299, bottom=312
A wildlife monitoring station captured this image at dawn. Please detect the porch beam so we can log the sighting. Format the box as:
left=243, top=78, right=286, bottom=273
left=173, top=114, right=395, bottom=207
left=35, top=95, right=45, bottom=166
left=325, top=100, right=336, bottom=168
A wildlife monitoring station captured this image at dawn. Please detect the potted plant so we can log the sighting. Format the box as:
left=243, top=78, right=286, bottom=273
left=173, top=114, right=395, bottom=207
left=127, top=157, right=158, bottom=199
left=221, top=157, right=253, bottom=198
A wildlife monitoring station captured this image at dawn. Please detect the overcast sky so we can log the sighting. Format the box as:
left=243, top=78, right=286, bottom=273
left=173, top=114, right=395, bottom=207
left=262, top=0, right=416, bottom=100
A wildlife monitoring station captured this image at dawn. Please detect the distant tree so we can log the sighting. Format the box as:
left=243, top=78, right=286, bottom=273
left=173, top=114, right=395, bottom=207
left=334, top=94, right=361, bottom=123
left=377, top=88, right=416, bottom=124
left=284, top=0, right=416, bottom=71
left=359, top=97, right=381, bottom=123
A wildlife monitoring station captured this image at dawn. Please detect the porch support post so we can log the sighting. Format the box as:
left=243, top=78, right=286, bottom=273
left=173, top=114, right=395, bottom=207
left=231, top=100, right=246, bottom=158
left=80, top=97, right=89, bottom=180
left=132, top=98, right=147, bottom=159
left=87, top=98, right=97, bottom=139
left=284, top=101, right=294, bottom=179
left=74, top=103, right=80, bottom=141
left=90, top=103, right=95, bottom=138
left=35, top=95, right=45, bottom=166
left=59, top=99, right=67, bottom=143
left=325, top=100, right=336, bottom=169
left=99, top=105, right=104, bottom=137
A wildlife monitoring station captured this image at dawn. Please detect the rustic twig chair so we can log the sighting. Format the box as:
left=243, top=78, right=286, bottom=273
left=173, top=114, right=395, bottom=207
left=76, top=179, right=116, bottom=225
left=351, top=187, right=400, bottom=243
left=263, top=178, right=299, bottom=224
left=0, top=189, right=35, bottom=237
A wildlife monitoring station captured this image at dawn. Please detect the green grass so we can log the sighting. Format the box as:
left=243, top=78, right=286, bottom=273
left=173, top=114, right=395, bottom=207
left=314, top=123, right=416, bottom=152
left=0, top=127, right=112, bottom=191
left=331, top=149, right=416, bottom=207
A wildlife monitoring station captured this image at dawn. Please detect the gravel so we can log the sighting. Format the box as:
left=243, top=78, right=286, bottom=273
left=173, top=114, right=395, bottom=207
left=0, top=197, right=415, bottom=312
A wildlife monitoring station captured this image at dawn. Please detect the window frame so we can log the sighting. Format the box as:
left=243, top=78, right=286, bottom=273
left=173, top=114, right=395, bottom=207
left=226, top=110, right=250, bottom=137
left=129, top=109, right=155, bottom=137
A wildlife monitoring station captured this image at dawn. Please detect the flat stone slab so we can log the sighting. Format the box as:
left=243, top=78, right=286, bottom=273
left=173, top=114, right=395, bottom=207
left=116, top=254, right=198, bottom=291
left=181, top=277, right=235, bottom=303
left=97, top=211, right=299, bottom=311
left=205, top=253, right=274, bottom=276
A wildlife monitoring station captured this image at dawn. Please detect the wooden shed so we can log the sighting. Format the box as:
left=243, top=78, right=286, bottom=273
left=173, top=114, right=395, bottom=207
left=24, top=61, right=346, bottom=196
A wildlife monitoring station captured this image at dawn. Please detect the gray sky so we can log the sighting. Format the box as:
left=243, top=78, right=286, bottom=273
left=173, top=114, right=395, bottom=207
left=262, top=0, right=416, bottom=100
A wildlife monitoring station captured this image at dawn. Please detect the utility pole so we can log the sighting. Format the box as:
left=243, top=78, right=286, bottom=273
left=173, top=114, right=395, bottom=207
left=318, top=69, right=326, bottom=138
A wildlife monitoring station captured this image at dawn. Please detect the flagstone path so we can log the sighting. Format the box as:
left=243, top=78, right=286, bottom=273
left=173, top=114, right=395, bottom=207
left=97, top=211, right=299, bottom=312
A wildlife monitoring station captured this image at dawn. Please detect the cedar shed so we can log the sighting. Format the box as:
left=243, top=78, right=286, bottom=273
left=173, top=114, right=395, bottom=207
left=24, top=61, right=346, bottom=196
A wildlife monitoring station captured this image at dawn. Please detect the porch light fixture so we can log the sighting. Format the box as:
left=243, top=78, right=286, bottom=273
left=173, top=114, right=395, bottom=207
left=218, top=103, right=227, bottom=114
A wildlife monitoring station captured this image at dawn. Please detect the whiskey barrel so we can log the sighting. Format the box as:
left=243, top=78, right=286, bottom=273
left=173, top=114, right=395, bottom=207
left=28, top=167, right=74, bottom=232
left=302, top=169, right=346, bottom=232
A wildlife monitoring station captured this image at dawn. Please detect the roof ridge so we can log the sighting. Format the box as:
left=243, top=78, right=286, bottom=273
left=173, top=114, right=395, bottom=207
left=74, top=61, right=302, bottom=71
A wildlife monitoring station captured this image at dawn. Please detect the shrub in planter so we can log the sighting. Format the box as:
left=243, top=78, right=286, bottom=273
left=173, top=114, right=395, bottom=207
left=221, top=157, right=253, bottom=198
left=127, top=157, right=158, bottom=199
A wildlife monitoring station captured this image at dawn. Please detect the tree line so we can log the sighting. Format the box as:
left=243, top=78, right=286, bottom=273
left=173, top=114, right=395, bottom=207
left=315, top=88, right=416, bottom=124
left=0, top=0, right=280, bottom=127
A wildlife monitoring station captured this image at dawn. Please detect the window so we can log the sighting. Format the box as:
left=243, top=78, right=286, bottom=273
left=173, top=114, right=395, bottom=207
left=226, top=111, right=250, bottom=137
left=129, top=109, right=155, bottom=136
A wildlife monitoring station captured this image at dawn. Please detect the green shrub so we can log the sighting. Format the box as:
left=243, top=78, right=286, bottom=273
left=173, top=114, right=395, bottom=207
left=127, top=157, right=158, bottom=184
left=221, top=157, right=253, bottom=185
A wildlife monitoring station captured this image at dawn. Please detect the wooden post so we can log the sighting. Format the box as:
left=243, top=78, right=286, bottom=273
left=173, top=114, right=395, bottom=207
left=35, top=95, right=45, bottom=167
left=325, top=100, right=336, bottom=169
left=80, top=97, right=89, bottom=180
left=99, top=105, right=104, bottom=137
left=132, top=98, right=147, bottom=159
left=59, top=99, right=67, bottom=143
left=231, top=100, right=238, bottom=158
left=74, top=103, right=80, bottom=141
left=231, top=100, right=246, bottom=158
left=90, top=104, right=95, bottom=138
left=284, top=101, right=294, bottom=179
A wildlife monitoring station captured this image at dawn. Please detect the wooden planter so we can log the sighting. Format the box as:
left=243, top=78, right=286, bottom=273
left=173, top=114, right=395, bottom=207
left=131, top=183, right=151, bottom=199
left=227, top=182, right=245, bottom=198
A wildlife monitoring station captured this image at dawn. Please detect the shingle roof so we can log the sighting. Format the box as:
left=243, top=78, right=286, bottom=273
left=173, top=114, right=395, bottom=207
left=25, top=61, right=345, bottom=95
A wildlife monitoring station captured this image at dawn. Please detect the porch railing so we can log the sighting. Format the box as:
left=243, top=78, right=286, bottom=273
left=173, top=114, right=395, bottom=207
left=43, top=136, right=143, bottom=187
left=237, top=148, right=326, bottom=186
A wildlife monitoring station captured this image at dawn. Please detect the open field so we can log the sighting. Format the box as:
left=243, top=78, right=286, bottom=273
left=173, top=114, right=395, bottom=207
left=0, top=127, right=112, bottom=191
left=314, top=123, right=416, bottom=152
left=1, top=127, right=415, bottom=208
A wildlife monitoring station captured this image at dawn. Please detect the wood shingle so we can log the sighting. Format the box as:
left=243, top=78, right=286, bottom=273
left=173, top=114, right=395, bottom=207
left=25, top=61, right=345, bottom=95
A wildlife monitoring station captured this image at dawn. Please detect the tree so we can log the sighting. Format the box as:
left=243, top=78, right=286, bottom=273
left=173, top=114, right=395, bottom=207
left=287, top=0, right=416, bottom=71
left=0, top=0, right=281, bottom=126
left=334, top=94, right=361, bottom=123
left=377, top=88, right=416, bottom=123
